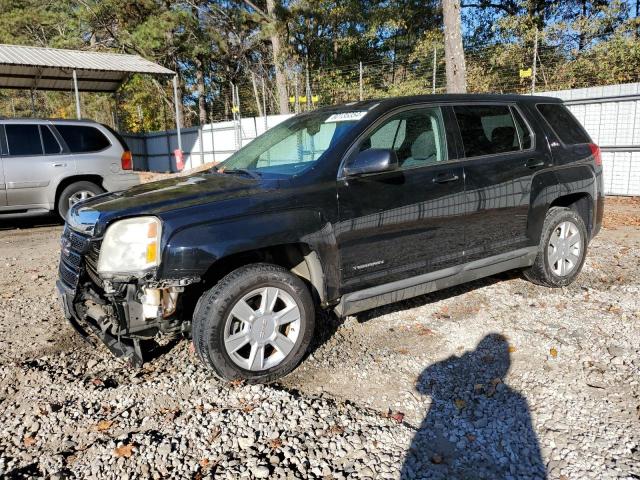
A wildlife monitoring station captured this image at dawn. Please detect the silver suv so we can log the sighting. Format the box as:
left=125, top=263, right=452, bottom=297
left=0, top=119, right=141, bottom=219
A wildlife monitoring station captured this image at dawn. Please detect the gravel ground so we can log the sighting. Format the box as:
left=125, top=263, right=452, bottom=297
left=0, top=199, right=639, bottom=479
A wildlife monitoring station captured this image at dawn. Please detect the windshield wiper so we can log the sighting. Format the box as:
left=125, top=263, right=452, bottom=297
left=222, top=168, right=262, bottom=180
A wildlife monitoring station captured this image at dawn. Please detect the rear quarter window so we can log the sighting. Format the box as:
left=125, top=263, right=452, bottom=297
left=536, top=103, right=590, bottom=145
left=55, top=125, right=111, bottom=153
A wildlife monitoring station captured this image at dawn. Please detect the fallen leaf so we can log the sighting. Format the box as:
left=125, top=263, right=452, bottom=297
left=200, top=458, right=210, bottom=468
left=474, top=383, right=484, bottom=393
left=209, top=426, right=222, bottom=442
left=269, top=438, right=283, bottom=450
left=550, top=347, right=558, bottom=358
left=23, top=435, right=36, bottom=447
left=396, top=348, right=409, bottom=355
left=389, top=411, right=405, bottom=423
left=490, top=378, right=502, bottom=386
left=431, top=453, right=443, bottom=464
left=454, top=399, right=466, bottom=410
left=508, top=346, right=517, bottom=353
left=95, top=420, right=114, bottom=432
left=230, top=379, right=245, bottom=388
left=113, top=444, right=134, bottom=458
left=326, top=425, right=345, bottom=435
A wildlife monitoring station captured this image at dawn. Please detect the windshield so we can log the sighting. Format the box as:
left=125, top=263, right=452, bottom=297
left=218, top=110, right=367, bottom=177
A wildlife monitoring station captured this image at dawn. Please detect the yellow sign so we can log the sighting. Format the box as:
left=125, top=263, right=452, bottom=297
left=289, top=95, right=319, bottom=104
left=519, top=68, right=532, bottom=79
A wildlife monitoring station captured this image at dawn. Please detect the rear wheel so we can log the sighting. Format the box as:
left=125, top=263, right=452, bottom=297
left=57, top=181, right=104, bottom=219
left=192, top=263, right=315, bottom=384
left=524, top=206, right=588, bottom=287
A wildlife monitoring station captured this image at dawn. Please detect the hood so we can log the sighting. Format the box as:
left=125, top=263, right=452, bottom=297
left=68, top=172, right=276, bottom=235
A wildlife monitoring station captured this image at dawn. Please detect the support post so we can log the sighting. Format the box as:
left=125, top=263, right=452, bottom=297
left=359, top=61, right=363, bottom=101
left=432, top=48, right=437, bottom=94
left=72, top=70, right=81, bottom=119
left=172, top=75, right=183, bottom=152
left=262, top=76, right=268, bottom=133
left=532, top=28, right=538, bottom=94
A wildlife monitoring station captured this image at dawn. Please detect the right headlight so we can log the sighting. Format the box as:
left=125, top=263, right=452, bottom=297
left=97, top=216, right=162, bottom=274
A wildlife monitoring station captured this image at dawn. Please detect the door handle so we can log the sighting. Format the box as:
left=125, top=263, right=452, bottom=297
left=432, top=172, right=460, bottom=184
left=525, top=158, right=545, bottom=169
left=51, top=162, right=67, bottom=167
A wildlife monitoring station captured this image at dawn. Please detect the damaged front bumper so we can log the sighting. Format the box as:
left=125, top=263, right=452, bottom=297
left=57, top=225, right=198, bottom=366
left=56, top=280, right=148, bottom=366
left=56, top=276, right=196, bottom=367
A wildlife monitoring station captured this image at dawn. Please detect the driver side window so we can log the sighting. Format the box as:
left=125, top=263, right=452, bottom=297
left=358, top=107, right=448, bottom=170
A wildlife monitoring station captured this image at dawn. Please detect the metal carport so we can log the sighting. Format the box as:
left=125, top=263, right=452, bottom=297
left=0, top=44, right=183, bottom=152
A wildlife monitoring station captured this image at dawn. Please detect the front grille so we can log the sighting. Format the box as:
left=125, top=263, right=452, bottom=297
left=58, top=227, right=101, bottom=290
left=85, top=241, right=103, bottom=288
left=59, top=261, right=80, bottom=288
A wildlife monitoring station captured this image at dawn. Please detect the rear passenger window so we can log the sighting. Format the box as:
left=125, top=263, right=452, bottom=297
left=40, top=126, right=61, bottom=154
left=537, top=104, right=590, bottom=145
left=454, top=105, right=522, bottom=157
left=55, top=125, right=111, bottom=153
left=5, top=124, right=43, bottom=156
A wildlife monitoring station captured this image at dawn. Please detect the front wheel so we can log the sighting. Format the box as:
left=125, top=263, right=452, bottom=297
left=192, top=263, right=315, bottom=384
left=524, top=206, right=588, bottom=287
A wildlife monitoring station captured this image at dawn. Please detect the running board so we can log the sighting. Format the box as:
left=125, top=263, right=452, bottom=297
left=334, top=247, right=538, bottom=317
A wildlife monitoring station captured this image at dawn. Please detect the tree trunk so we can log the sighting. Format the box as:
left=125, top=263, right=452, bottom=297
left=267, top=0, right=289, bottom=114
left=195, top=55, right=207, bottom=125
left=443, top=0, right=467, bottom=93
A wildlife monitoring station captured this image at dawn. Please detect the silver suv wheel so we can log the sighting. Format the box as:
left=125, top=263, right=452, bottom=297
left=223, top=287, right=301, bottom=371
left=547, top=220, right=582, bottom=276
left=68, top=190, right=96, bottom=209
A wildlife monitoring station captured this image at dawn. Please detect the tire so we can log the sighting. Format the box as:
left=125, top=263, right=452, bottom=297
left=192, top=263, right=315, bottom=384
left=524, top=206, right=588, bottom=287
left=57, top=181, right=104, bottom=219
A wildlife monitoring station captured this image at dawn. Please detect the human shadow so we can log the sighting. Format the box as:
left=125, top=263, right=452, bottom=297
left=401, top=333, right=546, bottom=480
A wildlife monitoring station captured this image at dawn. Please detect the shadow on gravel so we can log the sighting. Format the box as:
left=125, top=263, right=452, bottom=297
left=401, top=334, right=546, bottom=480
left=0, top=214, right=62, bottom=231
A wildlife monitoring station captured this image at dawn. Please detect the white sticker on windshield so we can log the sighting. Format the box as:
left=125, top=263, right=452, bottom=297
left=325, top=111, right=367, bottom=123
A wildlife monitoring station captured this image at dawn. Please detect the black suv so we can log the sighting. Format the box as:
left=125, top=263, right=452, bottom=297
left=57, top=94, right=603, bottom=383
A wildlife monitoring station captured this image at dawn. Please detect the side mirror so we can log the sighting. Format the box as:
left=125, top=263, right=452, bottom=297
left=343, top=148, right=399, bottom=177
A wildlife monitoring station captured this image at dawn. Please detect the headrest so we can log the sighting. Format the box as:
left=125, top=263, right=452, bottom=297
left=491, top=126, right=515, bottom=150
left=411, top=131, right=436, bottom=160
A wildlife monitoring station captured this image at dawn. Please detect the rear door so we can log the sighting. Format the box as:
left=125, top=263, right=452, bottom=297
left=336, top=105, right=465, bottom=293
left=453, top=103, right=549, bottom=261
left=4, top=122, right=73, bottom=208
left=0, top=126, right=7, bottom=206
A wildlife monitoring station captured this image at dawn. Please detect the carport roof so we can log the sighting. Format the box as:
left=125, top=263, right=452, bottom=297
left=0, top=44, right=175, bottom=92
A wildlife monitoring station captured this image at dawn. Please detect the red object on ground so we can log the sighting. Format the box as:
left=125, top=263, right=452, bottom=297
left=174, top=149, right=185, bottom=171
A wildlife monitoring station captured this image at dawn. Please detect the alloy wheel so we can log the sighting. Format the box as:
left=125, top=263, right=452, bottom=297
left=547, top=220, right=582, bottom=276
left=223, top=287, right=301, bottom=371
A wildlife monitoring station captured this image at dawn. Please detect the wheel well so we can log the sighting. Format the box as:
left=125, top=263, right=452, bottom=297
left=55, top=175, right=104, bottom=206
left=196, top=243, right=325, bottom=302
left=550, top=193, right=593, bottom=235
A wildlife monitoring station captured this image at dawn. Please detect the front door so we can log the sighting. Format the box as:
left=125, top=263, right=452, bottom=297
left=452, top=104, right=548, bottom=261
left=336, top=106, right=465, bottom=293
left=4, top=123, right=72, bottom=208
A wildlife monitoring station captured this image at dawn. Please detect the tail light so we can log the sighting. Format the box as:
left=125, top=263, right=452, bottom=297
left=588, top=143, right=602, bottom=167
left=121, top=150, right=133, bottom=170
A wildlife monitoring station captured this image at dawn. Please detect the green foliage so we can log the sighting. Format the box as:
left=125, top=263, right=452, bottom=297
left=0, top=0, right=637, bottom=131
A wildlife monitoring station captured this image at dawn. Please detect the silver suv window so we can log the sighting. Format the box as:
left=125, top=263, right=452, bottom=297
left=6, top=124, right=42, bottom=156
left=55, top=125, right=111, bottom=153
